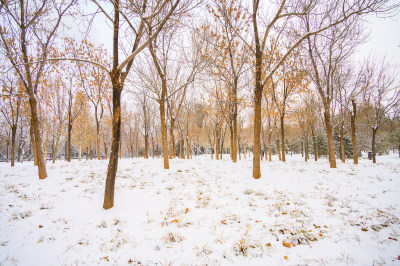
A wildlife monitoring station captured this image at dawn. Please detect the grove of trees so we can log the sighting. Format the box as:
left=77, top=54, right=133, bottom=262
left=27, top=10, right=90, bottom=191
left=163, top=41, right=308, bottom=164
left=1, top=0, right=400, bottom=209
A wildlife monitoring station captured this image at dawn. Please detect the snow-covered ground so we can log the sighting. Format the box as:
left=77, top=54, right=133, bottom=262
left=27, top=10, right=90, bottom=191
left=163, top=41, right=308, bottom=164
left=0, top=154, right=399, bottom=265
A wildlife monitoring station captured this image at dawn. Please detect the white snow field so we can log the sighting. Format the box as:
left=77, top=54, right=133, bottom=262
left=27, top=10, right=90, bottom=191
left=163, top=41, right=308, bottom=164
left=0, top=154, right=399, bottom=265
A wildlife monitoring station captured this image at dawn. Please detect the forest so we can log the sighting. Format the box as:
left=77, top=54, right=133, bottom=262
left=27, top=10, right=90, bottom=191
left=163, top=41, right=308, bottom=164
left=1, top=0, right=400, bottom=265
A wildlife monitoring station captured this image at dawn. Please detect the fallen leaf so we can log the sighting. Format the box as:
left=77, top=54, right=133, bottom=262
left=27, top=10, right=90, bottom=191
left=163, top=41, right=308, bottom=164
left=284, top=256, right=288, bottom=260
left=282, top=212, right=287, bottom=215
left=128, top=259, right=133, bottom=264
left=266, top=243, right=271, bottom=247
left=171, top=219, right=179, bottom=223
left=221, top=220, right=227, bottom=225
left=185, top=208, right=189, bottom=213
left=319, top=233, right=323, bottom=237
left=362, top=228, right=368, bottom=232
left=286, top=203, right=290, bottom=205
left=38, top=225, right=43, bottom=228
left=282, top=240, right=291, bottom=248
left=389, top=237, right=397, bottom=241
left=324, top=225, right=328, bottom=228
left=308, top=230, right=312, bottom=232
left=255, top=220, right=261, bottom=223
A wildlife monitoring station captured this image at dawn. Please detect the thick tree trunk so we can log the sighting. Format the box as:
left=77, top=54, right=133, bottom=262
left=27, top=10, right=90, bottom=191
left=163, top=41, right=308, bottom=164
left=339, top=124, right=345, bottom=163
left=372, top=127, right=377, bottom=163
left=29, top=98, right=47, bottom=179
left=160, top=99, right=169, bottom=169
left=280, top=114, right=286, bottom=162
left=323, top=109, right=337, bottom=168
left=350, top=100, right=358, bottom=164
left=103, top=73, right=122, bottom=209
left=10, top=125, right=17, bottom=167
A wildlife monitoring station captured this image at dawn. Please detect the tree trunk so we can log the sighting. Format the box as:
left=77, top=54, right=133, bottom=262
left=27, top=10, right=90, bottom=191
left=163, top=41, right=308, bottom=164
left=372, top=127, right=377, bottom=163
left=30, top=121, right=38, bottom=166
left=215, top=127, right=220, bottom=160
left=268, top=132, right=272, bottom=161
left=67, top=114, right=72, bottom=162
left=44, top=138, right=48, bottom=165
left=323, top=109, right=337, bottom=168
left=29, top=98, right=47, bottom=179
left=339, top=124, right=345, bottom=163
left=280, top=114, right=286, bottom=162
left=78, top=144, right=82, bottom=161
left=160, top=99, right=169, bottom=169
left=103, top=70, right=123, bottom=209
left=277, top=139, right=281, bottom=161
left=311, top=126, right=318, bottom=161
left=169, top=119, right=175, bottom=159
left=96, top=121, right=101, bottom=160
left=350, top=100, right=358, bottom=164
left=186, top=137, right=190, bottom=159
left=238, top=138, right=241, bottom=160
left=229, top=125, right=233, bottom=160
left=232, top=111, right=238, bottom=163
left=10, top=125, right=17, bottom=167
left=304, top=135, right=308, bottom=162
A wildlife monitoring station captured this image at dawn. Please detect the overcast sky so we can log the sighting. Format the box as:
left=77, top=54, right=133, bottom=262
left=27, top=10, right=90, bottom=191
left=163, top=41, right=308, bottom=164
left=83, top=4, right=400, bottom=69
left=355, top=11, right=400, bottom=66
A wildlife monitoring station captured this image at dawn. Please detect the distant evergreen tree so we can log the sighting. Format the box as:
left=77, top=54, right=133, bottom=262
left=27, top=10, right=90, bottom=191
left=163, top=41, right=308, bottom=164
left=316, top=134, right=328, bottom=157
left=334, top=132, right=353, bottom=158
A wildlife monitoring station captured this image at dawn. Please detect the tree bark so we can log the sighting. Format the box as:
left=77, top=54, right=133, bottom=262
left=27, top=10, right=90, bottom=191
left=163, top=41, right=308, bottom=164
left=103, top=70, right=123, bottom=209
left=350, top=100, right=358, bottom=164
left=277, top=139, right=281, bottom=161
left=268, top=132, right=272, bottom=161
left=29, top=97, right=47, bottom=179
left=311, top=126, right=318, bottom=161
left=280, top=114, right=286, bottom=162
left=339, top=124, right=345, bottom=163
left=304, top=135, right=308, bottom=162
left=29, top=123, right=37, bottom=165
left=372, top=127, right=377, bottom=163
left=160, top=99, right=169, bottom=168
left=169, top=119, right=175, bottom=159
left=215, top=126, right=220, bottom=160
left=10, top=125, right=17, bottom=167
left=232, top=102, right=238, bottom=163
left=323, top=109, right=337, bottom=168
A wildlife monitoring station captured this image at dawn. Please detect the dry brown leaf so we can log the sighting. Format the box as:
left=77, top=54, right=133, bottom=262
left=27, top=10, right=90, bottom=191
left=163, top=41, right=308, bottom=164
left=282, top=240, right=291, bottom=248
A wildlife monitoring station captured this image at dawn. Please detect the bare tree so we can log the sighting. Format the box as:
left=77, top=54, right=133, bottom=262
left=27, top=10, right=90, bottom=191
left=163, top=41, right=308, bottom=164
left=362, top=59, right=400, bottom=163
left=0, top=0, right=76, bottom=179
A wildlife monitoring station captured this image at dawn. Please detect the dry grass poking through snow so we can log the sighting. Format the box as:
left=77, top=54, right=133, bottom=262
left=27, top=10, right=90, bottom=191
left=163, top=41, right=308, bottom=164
left=0, top=154, right=400, bottom=265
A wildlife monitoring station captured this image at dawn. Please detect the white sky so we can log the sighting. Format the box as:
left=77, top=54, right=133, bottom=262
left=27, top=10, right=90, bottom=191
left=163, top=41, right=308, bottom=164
left=82, top=4, right=400, bottom=69
left=355, top=11, right=400, bottom=66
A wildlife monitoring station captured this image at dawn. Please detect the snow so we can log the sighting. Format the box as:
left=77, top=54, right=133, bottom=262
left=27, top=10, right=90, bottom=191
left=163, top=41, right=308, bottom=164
left=0, top=154, right=399, bottom=265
